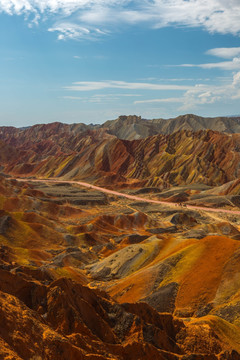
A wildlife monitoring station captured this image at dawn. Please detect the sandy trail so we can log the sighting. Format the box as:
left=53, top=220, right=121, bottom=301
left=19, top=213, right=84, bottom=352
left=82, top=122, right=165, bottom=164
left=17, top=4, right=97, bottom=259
left=17, top=178, right=240, bottom=216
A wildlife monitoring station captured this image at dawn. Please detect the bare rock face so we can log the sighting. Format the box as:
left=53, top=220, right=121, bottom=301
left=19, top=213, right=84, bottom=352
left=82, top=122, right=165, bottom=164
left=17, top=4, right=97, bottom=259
left=1, top=264, right=240, bottom=360
left=219, top=350, right=240, bottom=360
left=1, top=122, right=240, bottom=187
left=0, top=290, right=86, bottom=360
left=2, top=120, right=240, bottom=359
left=0, top=212, right=12, bottom=235
left=0, top=271, right=184, bottom=360
left=0, top=268, right=47, bottom=311
left=142, top=282, right=179, bottom=313
left=102, top=114, right=240, bottom=139
left=170, top=213, right=198, bottom=226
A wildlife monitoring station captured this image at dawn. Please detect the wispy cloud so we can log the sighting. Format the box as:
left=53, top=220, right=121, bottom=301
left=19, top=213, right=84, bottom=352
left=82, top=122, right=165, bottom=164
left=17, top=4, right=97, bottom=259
left=134, top=72, right=240, bottom=110
left=64, top=73, right=240, bottom=109
left=174, top=46, right=240, bottom=71
left=64, top=80, right=192, bottom=91
left=206, top=47, right=240, bottom=59
left=135, top=97, right=184, bottom=104
left=138, top=77, right=211, bottom=82
left=1, top=1, right=240, bottom=40
left=179, top=58, right=240, bottom=71
left=168, top=47, right=240, bottom=110
left=49, top=23, right=90, bottom=41
left=48, top=23, right=108, bottom=40
left=63, top=93, right=142, bottom=102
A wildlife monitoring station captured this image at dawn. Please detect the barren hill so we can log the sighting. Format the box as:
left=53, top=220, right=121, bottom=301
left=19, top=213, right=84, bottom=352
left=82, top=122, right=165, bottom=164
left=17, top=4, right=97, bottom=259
left=102, top=114, right=240, bottom=140
left=1, top=117, right=240, bottom=359
left=1, top=174, right=240, bottom=359
left=0, top=124, right=240, bottom=188
left=2, top=114, right=240, bottom=143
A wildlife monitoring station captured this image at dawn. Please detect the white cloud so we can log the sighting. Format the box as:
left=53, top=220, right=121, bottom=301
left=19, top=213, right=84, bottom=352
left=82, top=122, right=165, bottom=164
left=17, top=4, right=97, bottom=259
left=175, top=46, right=240, bottom=71
left=233, top=72, right=240, bottom=88
left=180, top=72, right=240, bottom=109
left=63, top=93, right=142, bottom=102
left=64, top=80, right=192, bottom=91
left=63, top=96, right=85, bottom=100
left=48, top=23, right=109, bottom=40
left=64, top=74, right=240, bottom=109
left=134, top=97, right=184, bottom=104
left=133, top=71, right=240, bottom=110
left=206, top=47, right=240, bottom=59
left=202, top=58, right=240, bottom=70
left=179, top=57, right=240, bottom=71
left=91, top=93, right=142, bottom=97
left=1, top=0, right=240, bottom=40
left=62, top=74, right=240, bottom=111
left=138, top=77, right=210, bottom=82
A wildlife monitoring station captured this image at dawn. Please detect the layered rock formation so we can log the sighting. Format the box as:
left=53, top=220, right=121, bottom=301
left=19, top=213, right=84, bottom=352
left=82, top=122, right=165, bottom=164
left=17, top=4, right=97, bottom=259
left=1, top=116, right=240, bottom=359
left=0, top=122, right=240, bottom=188
left=1, top=265, right=240, bottom=360
left=1, top=174, right=240, bottom=358
left=103, top=114, right=240, bottom=140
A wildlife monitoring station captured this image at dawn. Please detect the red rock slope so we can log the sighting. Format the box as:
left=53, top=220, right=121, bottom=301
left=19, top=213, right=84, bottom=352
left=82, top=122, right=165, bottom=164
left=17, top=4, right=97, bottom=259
left=0, top=124, right=240, bottom=187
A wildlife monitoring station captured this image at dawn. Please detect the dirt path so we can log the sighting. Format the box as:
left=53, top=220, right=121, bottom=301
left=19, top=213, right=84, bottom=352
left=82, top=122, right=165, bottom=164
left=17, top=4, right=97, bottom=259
left=18, top=178, right=240, bottom=216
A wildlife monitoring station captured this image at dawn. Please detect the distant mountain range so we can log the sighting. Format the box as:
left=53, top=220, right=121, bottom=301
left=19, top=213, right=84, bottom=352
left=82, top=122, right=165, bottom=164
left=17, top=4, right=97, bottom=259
left=1, top=114, right=240, bottom=187
left=5, top=113, right=240, bottom=141
left=102, top=114, right=240, bottom=140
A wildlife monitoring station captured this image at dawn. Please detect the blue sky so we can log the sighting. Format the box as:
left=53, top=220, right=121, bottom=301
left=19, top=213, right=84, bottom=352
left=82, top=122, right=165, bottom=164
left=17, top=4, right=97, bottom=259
left=0, top=0, right=240, bottom=127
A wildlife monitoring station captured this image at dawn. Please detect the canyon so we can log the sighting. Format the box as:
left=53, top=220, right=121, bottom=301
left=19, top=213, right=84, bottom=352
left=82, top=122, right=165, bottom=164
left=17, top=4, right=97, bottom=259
left=1, top=114, right=240, bottom=359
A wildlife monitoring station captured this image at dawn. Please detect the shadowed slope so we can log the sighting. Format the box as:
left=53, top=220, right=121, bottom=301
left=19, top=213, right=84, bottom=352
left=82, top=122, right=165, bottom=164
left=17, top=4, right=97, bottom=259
left=1, top=116, right=240, bottom=359
left=103, top=114, right=240, bottom=139
left=1, top=269, right=240, bottom=360
left=1, top=126, right=240, bottom=187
